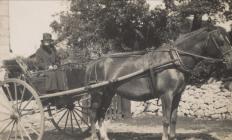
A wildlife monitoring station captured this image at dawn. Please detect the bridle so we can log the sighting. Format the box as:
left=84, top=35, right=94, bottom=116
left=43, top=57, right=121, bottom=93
left=149, top=29, right=232, bottom=73
left=173, top=29, right=232, bottom=65
left=205, top=29, right=232, bottom=59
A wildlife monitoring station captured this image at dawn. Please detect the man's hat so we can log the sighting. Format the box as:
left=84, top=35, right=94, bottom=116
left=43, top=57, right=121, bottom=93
left=41, top=33, right=54, bottom=45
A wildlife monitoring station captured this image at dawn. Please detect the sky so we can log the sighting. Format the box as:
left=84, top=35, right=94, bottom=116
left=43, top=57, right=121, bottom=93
left=8, top=0, right=232, bottom=57
left=9, top=0, right=69, bottom=57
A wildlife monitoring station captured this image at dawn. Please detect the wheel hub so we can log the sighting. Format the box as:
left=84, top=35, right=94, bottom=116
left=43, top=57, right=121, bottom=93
left=66, top=103, right=75, bottom=110
left=10, top=113, right=19, bottom=121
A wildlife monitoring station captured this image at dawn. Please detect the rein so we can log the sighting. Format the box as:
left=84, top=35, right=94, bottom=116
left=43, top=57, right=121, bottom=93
left=150, top=48, right=223, bottom=63
left=170, top=48, right=223, bottom=63
left=148, top=45, right=224, bottom=74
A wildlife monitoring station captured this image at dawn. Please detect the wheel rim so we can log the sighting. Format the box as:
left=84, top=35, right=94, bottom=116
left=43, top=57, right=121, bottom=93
left=47, top=94, right=91, bottom=137
left=0, top=79, right=44, bottom=140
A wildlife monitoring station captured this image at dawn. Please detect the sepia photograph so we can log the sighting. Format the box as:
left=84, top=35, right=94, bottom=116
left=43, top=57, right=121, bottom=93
left=0, top=0, right=232, bottom=140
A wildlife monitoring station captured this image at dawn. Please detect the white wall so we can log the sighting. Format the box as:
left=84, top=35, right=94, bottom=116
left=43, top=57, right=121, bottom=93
left=0, top=0, right=10, bottom=60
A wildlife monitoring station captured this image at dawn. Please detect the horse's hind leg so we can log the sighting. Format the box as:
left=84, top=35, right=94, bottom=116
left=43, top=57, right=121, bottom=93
left=161, top=91, right=173, bottom=140
left=97, top=91, right=115, bottom=140
left=169, top=94, right=181, bottom=140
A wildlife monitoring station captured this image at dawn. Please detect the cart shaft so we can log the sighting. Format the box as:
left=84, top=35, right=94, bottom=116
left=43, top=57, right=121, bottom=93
left=39, top=60, right=177, bottom=99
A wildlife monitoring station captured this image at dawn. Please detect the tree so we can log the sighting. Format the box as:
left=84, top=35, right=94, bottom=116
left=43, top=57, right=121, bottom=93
left=50, top=0, right=169, bottom=56
left=51, top=0, right=232, bottom=59
left=163, top=0, right=232, bottom=31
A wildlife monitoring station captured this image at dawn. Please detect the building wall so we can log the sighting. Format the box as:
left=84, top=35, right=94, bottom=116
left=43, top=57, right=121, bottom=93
left=0, top=0, right=10, bottom=61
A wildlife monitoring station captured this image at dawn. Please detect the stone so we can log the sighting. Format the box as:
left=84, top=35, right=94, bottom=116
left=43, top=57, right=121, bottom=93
left=216, top=107, right=227, bottom=114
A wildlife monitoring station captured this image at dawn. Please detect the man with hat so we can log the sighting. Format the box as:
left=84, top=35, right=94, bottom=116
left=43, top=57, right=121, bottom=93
left=36, top=33, right=68, bottom=92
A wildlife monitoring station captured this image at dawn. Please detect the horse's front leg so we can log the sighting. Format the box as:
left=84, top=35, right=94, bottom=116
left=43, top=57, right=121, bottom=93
left=89, top=93, right=103, bottom=140
left=161, top=92, right=173, bottom=140
left=169, top=94, right=182, bottom=140
left=98, top=91, right=115, bottom=140
left=98, top=117, right=109, bottom=140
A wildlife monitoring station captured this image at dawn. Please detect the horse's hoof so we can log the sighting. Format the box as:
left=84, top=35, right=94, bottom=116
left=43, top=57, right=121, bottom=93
left=100, top=137, right=110, bottom=140
left=162, top=135, right=169, bottom=140
left=84, top=135, right=99, bottom=140
left=169, top=136, right=177, bottom=140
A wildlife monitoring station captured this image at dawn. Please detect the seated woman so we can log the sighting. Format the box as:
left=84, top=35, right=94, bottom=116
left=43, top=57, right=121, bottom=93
left=36, top=33, right=68, bottom=93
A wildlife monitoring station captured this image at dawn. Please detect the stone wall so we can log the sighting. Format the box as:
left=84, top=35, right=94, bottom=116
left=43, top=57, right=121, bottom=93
left=131, top=81, right=232, bottom=120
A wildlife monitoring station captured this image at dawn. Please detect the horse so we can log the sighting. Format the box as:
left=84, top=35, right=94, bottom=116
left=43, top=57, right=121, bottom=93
left=84, top=26, right=232, bottom=140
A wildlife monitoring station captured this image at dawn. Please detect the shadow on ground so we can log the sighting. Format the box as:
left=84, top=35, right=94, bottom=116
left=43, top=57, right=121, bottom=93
left=108, top=132, right=219, bottom=140
left=43, top=131, right=219, bottom=140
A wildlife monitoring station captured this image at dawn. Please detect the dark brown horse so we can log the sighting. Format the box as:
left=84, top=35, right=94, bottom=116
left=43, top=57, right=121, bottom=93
left=85, top=27, right=232, bottom=140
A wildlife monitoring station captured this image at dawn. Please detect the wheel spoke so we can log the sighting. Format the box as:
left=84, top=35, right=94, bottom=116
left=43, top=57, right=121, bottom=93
left=52, top=108, right=66, bottom=117
left=6, top=121, right=15, bottom=140
left=57, top=110, right=68, bottom=125
left=1, top=86, right=14, bottom=110
left=0, top=118, right=11, bottom=122
left=75, top=108, right=88, bottom=115
left=20, top=96, right=33, bottom=113
left=19, top=122, right=32, bottom=140
left=70, top=111, right=74, bottom=133
left=14, top=83, right=18, bottom=111
left=6, top=85, right=14, bottom=102
left=18, top=122, right=24, bottom=140
left=0, top=111, right=11, bottom=116
left=0, top=120, right=14, bottom=134
left=19, top=86, right=26, bottom=110
left=14, top=122, right=18, bottom=140
left=72, top=111, right=82, bottom=132
left=21, top=120, right=40, bottom=136
left=73, top=110, right=90, bottom=128
left=64, top=111, right=70, bottom=131
left=21, top=109, right=40, bottom=117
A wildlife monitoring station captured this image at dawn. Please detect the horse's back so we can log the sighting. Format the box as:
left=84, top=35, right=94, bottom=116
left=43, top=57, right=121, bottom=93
left=85, top=55, right=144, bottom=83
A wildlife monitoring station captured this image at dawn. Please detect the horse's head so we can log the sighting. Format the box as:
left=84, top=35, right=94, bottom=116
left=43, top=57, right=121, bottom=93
left=204, top=27, right=232, bottom=69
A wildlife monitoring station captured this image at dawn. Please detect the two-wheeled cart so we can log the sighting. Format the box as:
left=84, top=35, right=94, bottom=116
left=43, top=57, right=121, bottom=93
left=0, top=57, right=175, bottom=140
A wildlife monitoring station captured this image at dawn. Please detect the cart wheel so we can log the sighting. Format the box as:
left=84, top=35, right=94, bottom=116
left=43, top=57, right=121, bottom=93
left=47, top=94, right=91, bottom=138
left=0, top=78, right=45, bottom=140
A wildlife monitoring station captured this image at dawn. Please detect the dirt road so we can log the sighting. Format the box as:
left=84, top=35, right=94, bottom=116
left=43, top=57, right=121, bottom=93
left=43, top=114, right=232, bottom=140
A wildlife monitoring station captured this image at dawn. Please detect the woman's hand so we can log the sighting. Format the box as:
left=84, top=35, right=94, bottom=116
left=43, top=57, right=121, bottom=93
left=48, top=65, right=54, bottom=70
left=48, top=65, right=58, bottom=70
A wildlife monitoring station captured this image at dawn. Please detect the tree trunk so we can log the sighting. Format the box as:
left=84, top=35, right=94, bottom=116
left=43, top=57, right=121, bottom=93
left=191, top=13, right=203, bottom=31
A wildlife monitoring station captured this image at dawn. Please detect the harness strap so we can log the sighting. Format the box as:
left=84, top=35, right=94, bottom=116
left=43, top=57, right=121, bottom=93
left=146, top=52, right=156, bottom=96
left=171, top=48, right=223, bottom=63
left=149, top=66, right=156, bottom=97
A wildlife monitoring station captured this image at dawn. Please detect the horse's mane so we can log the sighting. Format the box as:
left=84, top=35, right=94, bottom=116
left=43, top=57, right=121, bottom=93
left=175, top=26, right=226, bottom=46
left=175, top=27, right=208, bottom=45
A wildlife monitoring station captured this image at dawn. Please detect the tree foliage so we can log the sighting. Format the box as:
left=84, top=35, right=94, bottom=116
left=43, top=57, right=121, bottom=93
left=164, top=0, right=232, bottom=31
left=51, top=0, right=232, bottom=57
left=51, top=0, right=169, bottom=54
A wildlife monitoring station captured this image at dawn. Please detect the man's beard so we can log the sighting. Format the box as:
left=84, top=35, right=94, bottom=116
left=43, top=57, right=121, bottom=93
left=42, top=45, right=52, bottom=54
